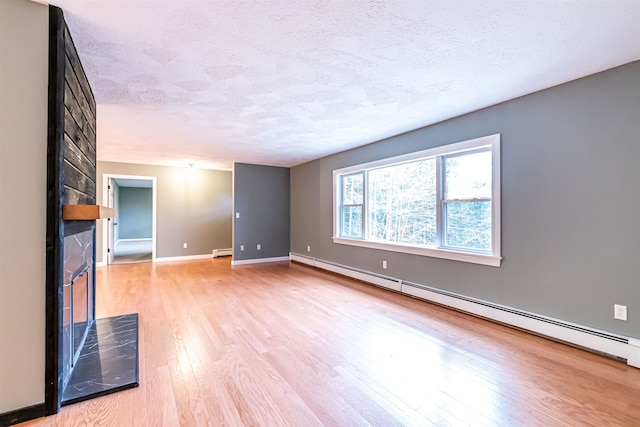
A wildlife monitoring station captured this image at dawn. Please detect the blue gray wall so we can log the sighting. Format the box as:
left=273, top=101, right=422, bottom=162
left=290, top=61, right=640, bottom=338
left=233, top=163, right=290, bottom=261
left=118, top=187, right=152, bottom=239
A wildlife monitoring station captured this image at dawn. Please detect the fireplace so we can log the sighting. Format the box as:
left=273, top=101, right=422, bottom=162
left=45, top=7, right=138, bottom=413
left=62, top=229, right=94, bottom=387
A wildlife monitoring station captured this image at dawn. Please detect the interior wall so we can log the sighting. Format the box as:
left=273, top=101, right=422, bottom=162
left=0, top=0, right=49, bottom=413
left=290, top=60, right=640, bottom=338
left=118, top=187, right=152, bottom=240
left=96, top=162, right=232, bottom=261
left=233, top=163, right=290, bottom=262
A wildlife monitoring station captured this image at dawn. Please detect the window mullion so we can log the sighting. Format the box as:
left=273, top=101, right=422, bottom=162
left=362, top=171, right=367, bottom=240
left=435, top=155, right=443, bottom=248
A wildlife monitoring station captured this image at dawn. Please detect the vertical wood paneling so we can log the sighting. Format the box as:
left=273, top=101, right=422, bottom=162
left=62, top=161, right=95, bottom=202
left=63, top=26, right=95, bottom=119
left=61, top=17, right=96, bottom=229
left=63, top=83, right=95, bottom=150
left=64, top=134, right=94, bottom=179
left=64, top=55, right=95, bottom=133
left=63, top=112, right=95, bottom=166
left=64, top=186, right=94, bottom=206
left=62, top=20, right=96, bottom=209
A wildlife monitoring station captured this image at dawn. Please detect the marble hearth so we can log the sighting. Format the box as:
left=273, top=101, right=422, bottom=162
left=62, top=314, right=139, bottom=405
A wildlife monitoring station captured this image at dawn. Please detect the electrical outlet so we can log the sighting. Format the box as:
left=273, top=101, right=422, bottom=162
left=183, top=243, right=187, bottom=249
left=382, top=260, right=387, bottom=269
left=235, top=212, right=240, bottom=219
left=307, top=245, right=311, bottom=252
left=614, top=304, right=627, bottom=321
left=240, top=245, right=244, bottom=251
left=257, top=244, right=261, bottom=250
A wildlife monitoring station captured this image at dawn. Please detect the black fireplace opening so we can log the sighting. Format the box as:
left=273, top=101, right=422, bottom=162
left=70, top=265, right=90, bottom=367
left=61, top=228, right=95, bottom=392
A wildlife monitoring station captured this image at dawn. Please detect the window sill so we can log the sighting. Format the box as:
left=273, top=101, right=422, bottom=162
left=332, top=237, right=501, bottom=267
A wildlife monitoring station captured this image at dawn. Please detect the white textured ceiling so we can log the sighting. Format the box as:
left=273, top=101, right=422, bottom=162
left=47, top=0, right=640, bottom=170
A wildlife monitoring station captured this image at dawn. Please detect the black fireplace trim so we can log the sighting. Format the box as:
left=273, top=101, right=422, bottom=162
left=45, top=5, right=65, bottom=417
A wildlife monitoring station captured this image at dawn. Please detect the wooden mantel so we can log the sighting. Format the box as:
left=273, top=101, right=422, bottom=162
left=62, top=205, right=115, bottom=220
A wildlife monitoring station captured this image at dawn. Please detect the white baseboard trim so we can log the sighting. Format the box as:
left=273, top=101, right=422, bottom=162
left=155, top=254, right=213, bottom=262
left=231, top=256, right=290, bottom=266
left=212, top=248, right=233, bottom=258
left=290, top=253, right=401, bottom=292
left=401, top=283, right=634, bottom=365
left=96, top=261, right=107, bottom=267
left=290, top=252, right=639, bottom=368
left=316, top=260, right=401, bottom=292
left=290, top=252, right=315, bottom=266
left=629, top=338, right=640, bottom=368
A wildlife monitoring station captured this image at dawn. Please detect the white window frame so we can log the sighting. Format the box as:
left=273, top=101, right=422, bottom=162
left=332, top=134, right=501, bottom=267
left=339, top=171, right=365, bottom=239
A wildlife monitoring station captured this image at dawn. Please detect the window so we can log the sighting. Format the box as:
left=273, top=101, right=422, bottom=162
left=333, top=134, right=501, bottom=266
left=340, top=173, right=364, bottom=238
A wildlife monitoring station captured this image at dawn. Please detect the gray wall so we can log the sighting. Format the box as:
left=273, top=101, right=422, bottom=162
left=97, top=162, right=232, bottom=261
left=290, top=61, right=640, bottom=338
left=233, top=163, right=290, bottom=261
left=0, top=0, right=48, bottom=413
left=118, top=187, right=152, bottom=239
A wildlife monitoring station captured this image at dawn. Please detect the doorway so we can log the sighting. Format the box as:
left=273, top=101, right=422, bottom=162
left=102, top=174, right=157, bottom=265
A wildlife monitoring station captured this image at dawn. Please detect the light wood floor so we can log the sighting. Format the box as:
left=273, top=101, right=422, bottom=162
left=19, top=259, right=640, bottom=426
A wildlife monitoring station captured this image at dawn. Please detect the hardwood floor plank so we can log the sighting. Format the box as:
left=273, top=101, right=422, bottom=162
left=16, top=259, right=640, bottom=426
left=221, top=347, right=290, bottom=426
left=148, top=366, right=180, bottom=426
left=262, top=348, right=374, bottom=427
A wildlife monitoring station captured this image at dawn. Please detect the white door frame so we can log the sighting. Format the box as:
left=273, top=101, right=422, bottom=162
left=101, top=173, right=158, bottom=264
left=107, top=178, right=115, bottom=265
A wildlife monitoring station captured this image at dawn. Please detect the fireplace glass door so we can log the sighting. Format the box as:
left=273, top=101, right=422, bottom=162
left=70, top=267, right=90, bottom=366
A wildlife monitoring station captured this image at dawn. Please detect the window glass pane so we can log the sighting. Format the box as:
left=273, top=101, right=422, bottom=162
left=445, top=151, right=492, bottom=199
left=444, top=201, right=491, bottom=250
left=342, top=174, right=363, bottom=205
left=368, top=159, right=436, bottom=246
left=342, top=206, right=362, bottom=238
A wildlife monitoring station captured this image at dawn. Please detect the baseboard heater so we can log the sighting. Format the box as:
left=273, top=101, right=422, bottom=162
left=289, top=252, right=640, bottom=368
left=212, top=248, right=233, bottom=258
